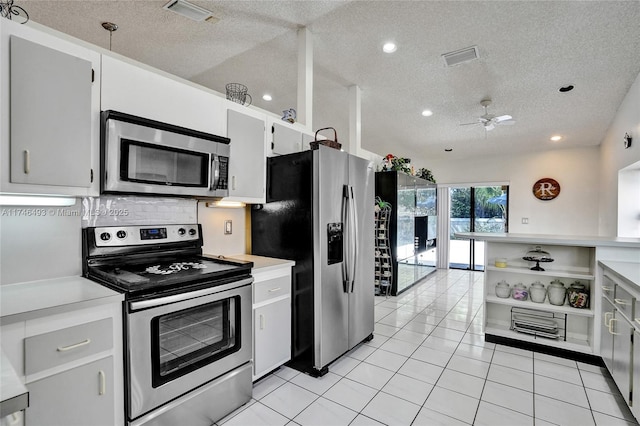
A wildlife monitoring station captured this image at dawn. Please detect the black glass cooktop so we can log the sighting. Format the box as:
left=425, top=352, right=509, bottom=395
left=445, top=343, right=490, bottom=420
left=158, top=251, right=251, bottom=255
left=87, top=256, right=251, bottom=295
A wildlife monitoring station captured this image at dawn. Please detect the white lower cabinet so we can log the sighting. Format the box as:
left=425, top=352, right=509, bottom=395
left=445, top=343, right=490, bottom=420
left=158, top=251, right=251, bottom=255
left=1, top=301, right=123, bottom=426
left=26, top=357, right=114, bottom=426
left=633, top=329, right=640, bottom=420
left=601, top=296, right=615, bottom=372
left=252, top=266, right=292, bottom=381
left=599, top=264, right=640, bottom=420
left=0, top=411, right=23, bottom=426
left=254, top=299, right=291, bottom=376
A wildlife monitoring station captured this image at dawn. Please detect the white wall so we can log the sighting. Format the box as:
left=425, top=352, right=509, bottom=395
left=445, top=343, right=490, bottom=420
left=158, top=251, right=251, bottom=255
left=598, top=72, right=640, bottom=236
left=427, top=147, right=601, bottom=236
left=198, top=202, right=248, bottom=256
left=0, top=205, right=82, bottom=285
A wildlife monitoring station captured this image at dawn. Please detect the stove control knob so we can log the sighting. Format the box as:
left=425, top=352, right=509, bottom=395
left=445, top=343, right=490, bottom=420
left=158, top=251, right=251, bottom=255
left=100, top=232, right=111, bottom=242
left=189, top=228, right=197, bottom=236
left=116, top=230, right=127, bottom=239
left=178, top=228, right=186, bottom=236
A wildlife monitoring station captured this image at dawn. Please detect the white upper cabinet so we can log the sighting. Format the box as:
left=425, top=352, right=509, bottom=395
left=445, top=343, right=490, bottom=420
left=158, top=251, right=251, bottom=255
left=0, top=19, right=100, bottom=196
left=225, top=104, right=267, bottom=203
left=269, top=119, right=303, bottom=156
left=101, top=55, right=224, bottom=136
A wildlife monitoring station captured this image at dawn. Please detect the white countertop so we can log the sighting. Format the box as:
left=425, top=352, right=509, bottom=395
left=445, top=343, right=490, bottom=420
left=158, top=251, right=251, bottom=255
left=455, top=232, right=640, bottom=248
left=0, top=276, right=123, bottom=324
left=599, top=260, right=640, bottom=288
left=206, top=254, right=295, bottom=274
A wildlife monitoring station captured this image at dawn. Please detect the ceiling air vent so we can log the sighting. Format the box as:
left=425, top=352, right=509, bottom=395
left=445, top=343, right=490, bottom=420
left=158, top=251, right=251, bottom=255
left=163, top=0, right=214, bottom=22
left=442, top=46, right=479, bottom=67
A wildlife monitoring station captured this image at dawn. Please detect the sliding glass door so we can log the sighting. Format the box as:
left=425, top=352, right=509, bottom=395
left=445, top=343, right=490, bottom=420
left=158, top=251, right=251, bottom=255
left=449, top=185, right=508, bottom=270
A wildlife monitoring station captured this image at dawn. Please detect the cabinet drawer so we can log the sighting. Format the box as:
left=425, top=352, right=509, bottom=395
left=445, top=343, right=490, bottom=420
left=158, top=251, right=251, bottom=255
left=613, top=284, right=635, bottom=322
left=25, top=318, right=113, bottom=376
left=253, top=275, right=290, bottom=304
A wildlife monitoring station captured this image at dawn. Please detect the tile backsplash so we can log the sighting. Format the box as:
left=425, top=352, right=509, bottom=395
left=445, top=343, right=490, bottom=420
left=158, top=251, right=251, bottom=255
left=81, top=196, right=197, bottom=227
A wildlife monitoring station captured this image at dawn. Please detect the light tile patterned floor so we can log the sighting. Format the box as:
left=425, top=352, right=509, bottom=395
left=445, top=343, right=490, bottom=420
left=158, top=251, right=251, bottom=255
left=218, top=269, right=639, bottom=426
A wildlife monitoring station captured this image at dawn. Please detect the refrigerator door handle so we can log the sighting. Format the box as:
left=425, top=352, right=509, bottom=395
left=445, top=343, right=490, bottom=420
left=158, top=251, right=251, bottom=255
left=350, top=185, right=358, bottom=293
left=342, top=184, right=350, bottom=293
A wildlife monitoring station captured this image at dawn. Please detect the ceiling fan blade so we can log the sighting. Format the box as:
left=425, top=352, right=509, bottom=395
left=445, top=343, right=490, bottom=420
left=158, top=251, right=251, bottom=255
left=494, top=115, right=512, bottom=122
left=484, top=122, right=496, bottom=131
left=459, top=121, right=480, bottom=126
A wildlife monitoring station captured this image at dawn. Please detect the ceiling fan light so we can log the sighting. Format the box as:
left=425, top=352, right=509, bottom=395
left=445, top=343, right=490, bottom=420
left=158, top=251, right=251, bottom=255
left=163, top=0, right=214, bottom=21
left=421, top=109, right=433, bottom=117
left=550, top=135, right=562, bottom=141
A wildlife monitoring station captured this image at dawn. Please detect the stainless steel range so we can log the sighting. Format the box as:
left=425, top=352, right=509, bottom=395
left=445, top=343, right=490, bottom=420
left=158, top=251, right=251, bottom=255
left=83, top=224, right=253, bottom=426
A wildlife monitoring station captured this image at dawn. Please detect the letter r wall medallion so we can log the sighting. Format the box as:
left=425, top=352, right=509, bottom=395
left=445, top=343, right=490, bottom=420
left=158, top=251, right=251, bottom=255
left=533, top=178, right=561, bottom=200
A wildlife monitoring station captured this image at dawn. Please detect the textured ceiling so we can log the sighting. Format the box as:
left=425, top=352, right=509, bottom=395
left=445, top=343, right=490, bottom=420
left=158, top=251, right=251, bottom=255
left=17, top=0, right=640, bottom=164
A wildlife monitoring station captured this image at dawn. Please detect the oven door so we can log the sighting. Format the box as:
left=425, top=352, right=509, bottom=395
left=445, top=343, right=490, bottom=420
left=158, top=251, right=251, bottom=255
left=126, top=277, right=252, bottom=421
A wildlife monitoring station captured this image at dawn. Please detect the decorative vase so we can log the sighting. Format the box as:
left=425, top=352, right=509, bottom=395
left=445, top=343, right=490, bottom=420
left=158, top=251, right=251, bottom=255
left=530, top=281, right=547, bottom=303
left=495, top=280, right=511, bottom=298
left=548, top=279, right=566, bottom=306
left=568, top=282, right=589, bottom=308
left=512, top=283, right=528, bottom=301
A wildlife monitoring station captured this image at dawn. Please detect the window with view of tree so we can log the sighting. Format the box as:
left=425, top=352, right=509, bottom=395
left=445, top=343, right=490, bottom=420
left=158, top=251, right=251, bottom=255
left=449, top=185, right=508, bottom=270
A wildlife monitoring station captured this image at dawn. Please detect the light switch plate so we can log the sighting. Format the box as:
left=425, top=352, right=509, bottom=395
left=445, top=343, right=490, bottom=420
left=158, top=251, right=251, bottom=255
left=224, top=220, right=232, bottom=235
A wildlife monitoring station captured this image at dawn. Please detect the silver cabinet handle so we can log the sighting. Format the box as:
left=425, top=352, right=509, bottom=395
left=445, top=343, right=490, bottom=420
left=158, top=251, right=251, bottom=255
left=57, top=338, right=91, bottom=352
left=609, top=318, right=621, bottom=335
left=232, top=175, right=236, bottom=191
left=23, top=149, right=30, bottom=174
left=98, top=370, right=106, bottom=395
left=614, top=298, right=629, bottom=306
left=602, top=286, right=613, bottom=291
left=259, top=314, right=265, bottom=330
left=605, top=311, right=613, bottom=327
left=268, top=287, right=281, bottom=293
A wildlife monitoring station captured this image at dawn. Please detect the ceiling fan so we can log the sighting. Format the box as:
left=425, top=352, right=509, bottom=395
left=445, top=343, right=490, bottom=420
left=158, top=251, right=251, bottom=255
left=460, top=98, right=515, bottom=131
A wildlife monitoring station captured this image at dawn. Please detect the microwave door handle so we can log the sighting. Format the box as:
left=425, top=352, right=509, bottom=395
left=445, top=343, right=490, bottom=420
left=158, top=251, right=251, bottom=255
left=210, top=155, right=220, bottom=190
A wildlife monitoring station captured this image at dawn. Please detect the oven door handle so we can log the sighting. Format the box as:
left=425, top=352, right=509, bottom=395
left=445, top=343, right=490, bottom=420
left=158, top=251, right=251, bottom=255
left=129, top=277, right=253, bottom=311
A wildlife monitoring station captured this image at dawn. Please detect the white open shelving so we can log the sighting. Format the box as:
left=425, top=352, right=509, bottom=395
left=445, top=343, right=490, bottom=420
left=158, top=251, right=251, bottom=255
left=483, top=241, right=596, bottom=354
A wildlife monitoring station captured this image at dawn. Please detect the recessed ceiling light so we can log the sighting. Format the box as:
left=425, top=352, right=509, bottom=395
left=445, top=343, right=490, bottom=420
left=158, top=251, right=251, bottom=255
left=262, top=94, right=272, bottom=101
left=382, top=42, right=397, bottom=53
left=421, top=110, right=433, bottom=117
left=550, top=135, right=563, bottom=141
left=559, top=85, right=574, bottom=93
left=445, top=148, right=453, bottom=152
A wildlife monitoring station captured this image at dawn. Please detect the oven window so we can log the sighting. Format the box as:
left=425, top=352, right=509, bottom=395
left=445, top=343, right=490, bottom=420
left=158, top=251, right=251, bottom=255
left=151, top=296, right=241, bottom=387
left=120, top=139, right=209, bottom=187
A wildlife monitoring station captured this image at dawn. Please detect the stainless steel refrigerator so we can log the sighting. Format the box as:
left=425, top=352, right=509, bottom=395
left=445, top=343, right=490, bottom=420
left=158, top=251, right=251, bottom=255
left=251, top=145, right=375, bottom=377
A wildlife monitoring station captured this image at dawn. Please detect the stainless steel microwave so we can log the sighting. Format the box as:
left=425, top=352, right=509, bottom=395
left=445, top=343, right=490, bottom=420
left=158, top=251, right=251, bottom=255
left=101, top=110, right=230, bottom=197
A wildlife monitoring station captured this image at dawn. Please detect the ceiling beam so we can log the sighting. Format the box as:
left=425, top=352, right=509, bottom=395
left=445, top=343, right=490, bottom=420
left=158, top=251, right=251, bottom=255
left=297, top=27, right=313, bottom=130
